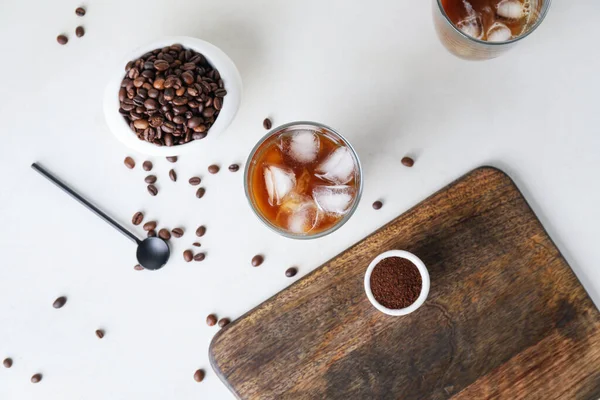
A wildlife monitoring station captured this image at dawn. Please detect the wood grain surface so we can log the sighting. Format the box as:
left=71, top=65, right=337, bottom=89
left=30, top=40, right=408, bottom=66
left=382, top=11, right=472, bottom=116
left=210, top=167, right=600, bottom=400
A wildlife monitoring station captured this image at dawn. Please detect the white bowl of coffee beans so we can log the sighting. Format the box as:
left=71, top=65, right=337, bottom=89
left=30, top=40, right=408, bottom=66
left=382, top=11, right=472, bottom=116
left=104, top=36, right=242, bottom=156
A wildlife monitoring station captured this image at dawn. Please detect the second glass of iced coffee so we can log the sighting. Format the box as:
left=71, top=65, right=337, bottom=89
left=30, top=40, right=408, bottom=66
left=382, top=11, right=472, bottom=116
left=245, top=122, right=363, bottom=239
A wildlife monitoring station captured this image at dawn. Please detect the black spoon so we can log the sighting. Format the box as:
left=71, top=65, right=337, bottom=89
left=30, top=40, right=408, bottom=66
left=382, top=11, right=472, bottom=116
left=31, top=163, right=170, bottom=270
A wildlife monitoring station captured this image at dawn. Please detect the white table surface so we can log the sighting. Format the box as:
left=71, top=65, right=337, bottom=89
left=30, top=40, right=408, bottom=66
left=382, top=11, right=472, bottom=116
left=1, top=0, right=599, bottom=398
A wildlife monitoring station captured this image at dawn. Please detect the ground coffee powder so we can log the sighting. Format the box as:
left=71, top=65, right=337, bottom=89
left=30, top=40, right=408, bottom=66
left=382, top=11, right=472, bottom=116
left=370, top=257, right=422, bottom=309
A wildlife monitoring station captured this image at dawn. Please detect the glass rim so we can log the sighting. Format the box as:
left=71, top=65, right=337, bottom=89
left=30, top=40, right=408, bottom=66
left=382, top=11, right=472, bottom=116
left=436, top=0, right=552, bottom=46
left=243, top=121, right=364, bottom=240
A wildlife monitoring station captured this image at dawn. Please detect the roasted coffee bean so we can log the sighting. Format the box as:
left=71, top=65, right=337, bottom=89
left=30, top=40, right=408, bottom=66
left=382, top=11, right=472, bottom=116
left=164, top=133, right=174, bottom=146
left=142, top=161, right=153, bottom=171
left=166, top=156, right=178, bottom=163
left=193, top=369, right=205, bottom=382
left=401, top=156, right=415, bottom=167
left=173, top=115, right=185, bottom=124
left=143, top=221, right=157, bottom=231
left=134, top=264, right=144, bottom=270
left=194, top=252, right=205, bottom=262
left=95, top=329, right=105, bottom=339
left=188, top=177, right=201, bottom=186
left=193, top=242, right=201, bottom=247
left=154, top=59, right=169, bottom=71
left=147, top=229, right=156, bottom=237
left=372, top=200, right=383, bottom=210
left=263, top=118, right=272, bottom=130
left=3, top=358, right=13, bottom=368
left=195, top=187, right=206, bottom=198
left=57, top=34, right=68, bottom=45
left=148, top=88, right=159, bottom=98
left=187, top=117, right=202, bottom=129
left=228, top=164, right=239, bottom=172
left=166, top=169, right=176, bottom=182
left=158, top=229, right=171, bottom=240
left=75, top=26, right=85, bottom=38
left=132, top=212, right=144, bottom=225
left=144, top=99, right=158, bottom=110
left=147, top=184, right=158, bottom=196
left=153, top=78, right=165, bottom=90
left=218, top=318, right=231, bottom=328
left=31, top=374, right=42, bottom=383
left=202, top=107, right=216, bottom=118
left=285, top=267, right=298, bottom=278
left=208, top=164, right=219, bottom=174
left=206, top=314, right=217, bottom=326
left=145, top=175, right=157, bottom=184
left=195, top=226, right=206, bottom=237
left=214, top=97, right=222, bottom=111
left=134, top=119, right=149, bottom=129
left=124, top=156, right=135, bottom=169
left=53, top=296, right=67, bottom=309
left=171, top=228, right=184, bottom=238
left=214, top=88, right=227, bottom=97
left=149, top=115, right=164, bottom=127
left=192, top=132, right=207, bottom=140
left=251, top=255, right=264, bottom=267
left=75, top=7, right=86, bottom=16
left=193, top=124, right=207, bottom=133
left=183, top=250, right=193, bottom=262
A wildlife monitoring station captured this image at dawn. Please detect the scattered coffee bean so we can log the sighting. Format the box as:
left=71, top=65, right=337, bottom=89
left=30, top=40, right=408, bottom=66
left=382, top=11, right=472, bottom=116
left=75, top=7, right=86, bottom=16
left=134, top=264, right=144, bottom=271
left=285, top=267, right=298, bottom=277
left=124, top=156, right=135, bottom=169
left=208, top=164, right=220, bottom=174
left=372, top=200, right=383, bottom=210
left=188, top=177, right=201, bottom=186
left=218, top=318, right=231, bottom=328
left=3, top=358, right=12, bottom=368
left=57, top=34, right=68, bottom=45
left=206, top=314, right=217, bottom=326
left=31, top=373, right=42, bottom=383
left=147, top=230, right=156, bottom=237
left=132, top=212, right=144, bottom=225
left=145, top=175, right=157, bottom=184
left=193, top=369, right=205, bottom=383
left=143, top=221, right=157, bottom=231
left=95, top=329, right=105, bottom=339
left=228, top=164, right=239, bottom=172
left=263, top=118, right=272, bottom=130
left=142, top=161, right=153, bottom=171
left=194, top=252, right=205, bottom=262
left=195, top=226, right=206, bottom=237
left=192, top=242, right=201, bottom=247
left=401, top=156, right=415, bottom=167
left=53, top=296, right=67, bottom=309
left=166, top=156, right=178, bottom=163
left=183, top=250, right=193, bottom=262
left=251, top=255, right=264, bottom=267
left=195, top=187, right=206, bottom=198
left=147, top=185, right=158, bottom=196
left=169, top=169, right=177, bottom=182
left=171, top=228, right=184, bottom=238
left=158, top=229, right=171, bottom=240
left=75, top=26, right=85, bottom=38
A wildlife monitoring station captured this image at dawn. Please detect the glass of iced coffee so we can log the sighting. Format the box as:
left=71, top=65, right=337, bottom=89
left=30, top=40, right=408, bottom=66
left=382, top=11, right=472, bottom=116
left=245, top=122, right=363, bottom=239
left=433, top=0, right=551, bottom=60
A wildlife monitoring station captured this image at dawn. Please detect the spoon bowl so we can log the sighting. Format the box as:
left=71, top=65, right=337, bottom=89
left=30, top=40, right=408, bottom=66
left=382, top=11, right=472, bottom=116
left=137, top=237, right=170, bottom=270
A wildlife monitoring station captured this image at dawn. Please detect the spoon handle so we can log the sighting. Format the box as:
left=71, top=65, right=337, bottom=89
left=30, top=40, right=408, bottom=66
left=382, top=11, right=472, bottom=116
left=31, top=163, right=141, bottom=245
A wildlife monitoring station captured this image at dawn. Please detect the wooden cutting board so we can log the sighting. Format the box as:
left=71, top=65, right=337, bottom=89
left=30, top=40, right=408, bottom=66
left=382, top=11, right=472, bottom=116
left=210, top=167, right=600, bottom=400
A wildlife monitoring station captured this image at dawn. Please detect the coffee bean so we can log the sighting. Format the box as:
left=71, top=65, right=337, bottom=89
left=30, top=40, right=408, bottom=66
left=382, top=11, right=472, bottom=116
left=134, top=119, right=149, bottom=129
left=158, top=229, right=171, bottom=240
left=124, top=156, right=135, bottom=169
left=142, top=161, right=153, bottom=171
left=53, top=296, right=67, bottom=309
left=193, top=242, right=201, bottom=247
left=169, top=169, right=177, bottom=182
left=75, top=26, right=85, bottom=38
left=228, top=164, right=239, bottom=172
left=183, top=250, right=193, bottom=262
left=192, top=132, right=207, bottom=140
left=218, top=318, right=231, bottom=328
left=206, top=314, right=217, bottom=326
left=207, top=164, right=219, bottom=174
left=147, top=230, right=156, bottom=237
left=95, top=329, right=105, bottom=339
left=147, top=184, right=158, bottom=196
left=31, top=373, right=42, bottom=383
left=193, top=369, right=205, bottom=382
left=401, top=156, right=415, bottom=167
left=285, top=267, right=298, bottom=277
left=213, top=97, right=223, bottom=111
left=372, top=200, right=383, bottom=210
left=75, top=7, right=86, bottom=16
left=143, top=221, right=156, bottom=231
left=251, top=255, right=264, bottom=267
left=57, top=34, right=68, bottom=45
left=166, top=156, right=178, bottom=163
left=3, top=358, right=12, bottom=368
left=153, top=59, right=169, bottom=71
left=195, top=187, right=206, bottom=198
left=263, top=118, right=272, bottom=130
left=171, top=228, right=184, bottom=238
left=134, top=264, right=144, bottom=271
left=195, top=226, right=206, bottom=237
left=132, top=212, right=144, bottom=225
left=145, top=175, right=157, bottom=184
left=189, top=177, right=201, bottom=186
left=194, top=252, right=205, bottom=262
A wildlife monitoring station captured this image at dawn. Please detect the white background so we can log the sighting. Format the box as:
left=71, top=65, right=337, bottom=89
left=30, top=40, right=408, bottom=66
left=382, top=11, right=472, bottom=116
left=1, top=0, right=599, bottom=399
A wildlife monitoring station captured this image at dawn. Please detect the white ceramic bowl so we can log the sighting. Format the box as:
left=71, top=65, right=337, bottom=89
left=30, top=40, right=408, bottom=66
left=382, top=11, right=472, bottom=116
left=103, top=36, right=243, bottom=156
left=364, top=250, right=430, bottom=316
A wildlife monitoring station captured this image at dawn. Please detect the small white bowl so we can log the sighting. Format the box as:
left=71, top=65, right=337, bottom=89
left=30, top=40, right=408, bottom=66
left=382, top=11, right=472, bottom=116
left=364, top=250, right=430, bottom=316
left=103, top=36, right=243, bottom=156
